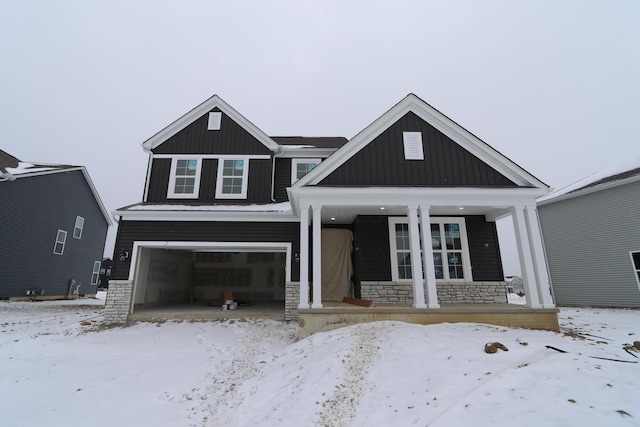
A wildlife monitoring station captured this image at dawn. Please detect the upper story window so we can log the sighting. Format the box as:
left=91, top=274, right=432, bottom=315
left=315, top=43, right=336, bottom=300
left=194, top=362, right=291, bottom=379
left=54, top=229, right=67, bottom=255
left=292, top=159, right=320, bottom=183
left=73, top=216, right=84, bottom=239
left=168, top=158, right=202, bottom=199
left=215, top=158, right=248, bottom=199
left=389, top=217, right=471, bottom=282
left=403, top=132, right=424, bottom=160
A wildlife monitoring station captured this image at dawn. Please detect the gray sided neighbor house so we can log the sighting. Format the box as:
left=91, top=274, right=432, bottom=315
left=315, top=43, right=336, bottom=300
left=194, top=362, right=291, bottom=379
left=538, top=156, right=640, bottom=308
left=107, top=94, right=557, bottom=330
left=0, top=150, right=111, bottom=299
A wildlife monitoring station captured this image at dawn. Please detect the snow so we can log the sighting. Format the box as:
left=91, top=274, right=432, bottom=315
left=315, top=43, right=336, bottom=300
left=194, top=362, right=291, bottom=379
left=538, top=153, right=640, bottom=203
left=123, top=202, right=292, bottom=212
left=5, top=161, right=73, bottom=177
left=1, top=293, right=639, bottom=426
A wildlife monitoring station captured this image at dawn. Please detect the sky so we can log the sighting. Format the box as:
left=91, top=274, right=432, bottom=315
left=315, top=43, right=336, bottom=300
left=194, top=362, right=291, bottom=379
left=2, top=1, right=638, bottom=273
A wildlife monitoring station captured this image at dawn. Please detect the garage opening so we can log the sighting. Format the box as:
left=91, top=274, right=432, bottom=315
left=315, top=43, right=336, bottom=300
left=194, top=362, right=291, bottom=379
left=130, top=243, right=290, bottom=316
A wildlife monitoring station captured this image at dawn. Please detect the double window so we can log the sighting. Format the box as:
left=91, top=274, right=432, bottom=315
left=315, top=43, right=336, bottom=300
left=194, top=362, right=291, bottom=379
left=389, top=217, right=471, bottom=282
left=292, top=159, right=320, bottom=183
left=215, top=158, right=249, bottom=199
left=168, top=158, right=202, bottom=198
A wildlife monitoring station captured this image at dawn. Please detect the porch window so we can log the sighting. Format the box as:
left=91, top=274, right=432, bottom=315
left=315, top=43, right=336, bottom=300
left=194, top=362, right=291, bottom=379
left=631, top=251, right=640, bottom=288
left=168, top=158, right=202, bottom=198
left=291, top=159, right=320, bottom=183
left=389, top=217, right=471, bottom=281
left=215, top=158, right=249, bottom=199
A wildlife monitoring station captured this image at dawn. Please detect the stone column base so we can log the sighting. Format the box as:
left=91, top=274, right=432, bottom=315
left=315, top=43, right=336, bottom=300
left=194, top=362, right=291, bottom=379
left=104, top=280, right=133, bottom=324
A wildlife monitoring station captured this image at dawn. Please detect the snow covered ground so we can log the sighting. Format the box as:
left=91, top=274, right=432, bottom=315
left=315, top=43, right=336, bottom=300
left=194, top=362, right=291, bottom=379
left=1, top=293, right=638, bottom=427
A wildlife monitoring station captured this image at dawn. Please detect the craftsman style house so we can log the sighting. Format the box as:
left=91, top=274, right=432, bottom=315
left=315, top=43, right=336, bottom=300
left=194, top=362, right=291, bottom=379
left=107, top=94, right=557, bottom=333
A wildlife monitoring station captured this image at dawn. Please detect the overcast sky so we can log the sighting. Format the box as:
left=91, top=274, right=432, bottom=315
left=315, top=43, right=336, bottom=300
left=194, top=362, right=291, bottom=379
left=2, top=1, right=638, bottom=274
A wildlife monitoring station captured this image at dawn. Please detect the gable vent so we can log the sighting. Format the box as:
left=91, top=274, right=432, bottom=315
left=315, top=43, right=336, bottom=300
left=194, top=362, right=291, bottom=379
left=403, top=132, right=424, bottom=160
left=207, top=112, right=222, bottom=130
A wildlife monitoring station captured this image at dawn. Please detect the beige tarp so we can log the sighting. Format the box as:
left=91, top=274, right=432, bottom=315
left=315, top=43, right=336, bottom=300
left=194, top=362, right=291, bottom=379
left=320, top=229, right=353, bottom=301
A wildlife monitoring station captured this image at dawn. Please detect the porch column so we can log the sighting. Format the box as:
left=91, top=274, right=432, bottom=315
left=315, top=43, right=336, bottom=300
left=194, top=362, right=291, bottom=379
left=298, top=207, right=310, bottom=309
left=512, top=206, right=542, bottom=308
left=524, top=206, right=555, bottom=308
left=311, top=205, right=323, bottom=308
left=419, top=206, right=440, bottom=308
left=408, top=206, right=427, bottom=308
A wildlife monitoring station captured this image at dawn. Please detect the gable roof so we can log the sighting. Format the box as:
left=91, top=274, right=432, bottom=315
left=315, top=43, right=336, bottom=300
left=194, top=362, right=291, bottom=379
left=292, top=93, right=548, bottom=189
left=538, top=153, right=640, bottom=204
left=141, top=95, right=279, bottom=152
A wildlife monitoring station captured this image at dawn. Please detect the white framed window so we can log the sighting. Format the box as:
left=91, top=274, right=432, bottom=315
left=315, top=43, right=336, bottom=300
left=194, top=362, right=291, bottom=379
left=215, top=158, right=249, bottom=199
left=631, top=251, right=640, bottom=289
left=207, top=112, right=222, bottom=130
left=73, top=216, right=84, bottom=239
left=91, top=261, right=101, bottom=285
left=291, top=158, right=321, bottom=183
left=168, top=157, right=202, bottom=199
left=54, top=229, right=67, bottom=255
left=389, top=217, right=471, bottom=281
left=403, top=132, right=424, bottom=160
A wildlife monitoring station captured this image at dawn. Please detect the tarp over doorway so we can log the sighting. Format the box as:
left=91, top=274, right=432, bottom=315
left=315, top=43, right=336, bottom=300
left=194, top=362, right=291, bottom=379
left=321, top=229, right=353, bottom=301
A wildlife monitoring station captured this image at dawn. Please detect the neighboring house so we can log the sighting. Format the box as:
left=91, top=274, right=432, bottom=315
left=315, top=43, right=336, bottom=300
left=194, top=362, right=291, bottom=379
left=538, top=155, right=640, bottom=308
left=106, top=94, right=556, bottom=331
left=98, top=257, right=112, bottom=289
left=505, top=276, right=524, bottom=295
left=0, top=150, right=111, bottom=299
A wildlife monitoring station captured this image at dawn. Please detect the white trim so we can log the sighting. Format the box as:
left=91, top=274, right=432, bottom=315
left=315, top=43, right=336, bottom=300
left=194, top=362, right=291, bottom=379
left=54, top=229, right=67, bottom=255
left=279, top=148, right=337, bottom=158
left=73, top=216, right=85, bottom=239
left=128, top=241, right=292, bottom=283
left=291, top=158, right=321, bottom=184
left=407, top=207, right=426, bottom=308
left=91, top=260, right=101, bottom=286
left=538, top=174, right=640, bottom=206
left=207, top=112, right=222, bottom=130
left=143, top=154, right=153, bottom=202
left=629, top=251, right=640, bottom=291
left=311, top=206, right=322, bottom=308
left=167, top=157, right=203, bottom=199
left=215, top=158, right=249, bottom=199
left=114, top=209, right=298, bottom=222
left=299, top=208, right=310, bottom=309
left=153, top=154, right=270, bottom=160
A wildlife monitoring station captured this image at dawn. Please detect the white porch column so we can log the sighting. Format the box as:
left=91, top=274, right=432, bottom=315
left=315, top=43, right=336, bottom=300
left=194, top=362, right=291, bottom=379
left=298, top=207, right=310, bottom=309
left=408, top=206, right=427, bottom=308
left=524, top=206, right=555, bottom=308
left=311, top=205, right=323, bottom=308
left=512, top=206, right=542, bottom=308
left=419, top=206, right=440, bottom=308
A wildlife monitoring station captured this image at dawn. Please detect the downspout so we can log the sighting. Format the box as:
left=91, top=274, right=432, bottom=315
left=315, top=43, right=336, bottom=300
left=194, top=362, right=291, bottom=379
left=271, top=147, right=285, bottom=202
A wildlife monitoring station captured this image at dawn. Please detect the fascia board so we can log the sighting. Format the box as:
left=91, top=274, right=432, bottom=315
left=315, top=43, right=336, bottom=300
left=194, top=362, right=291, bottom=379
left=114, top=209, right=298, bottom=222
left=279, top=147, right=337, bottom=158
left=141, top=95, right=279, bottom=152
left=537, top=174, right=640, bottom=206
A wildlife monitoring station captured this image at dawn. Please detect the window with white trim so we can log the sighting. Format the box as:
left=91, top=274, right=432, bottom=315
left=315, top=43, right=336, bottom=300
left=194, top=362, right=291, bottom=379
left=91, top=261, right=101, bottom=285
left=54, top=230, right=67, bottom=255
left=631, top=251, right=640, bottom=289
left=403, top=132, right=424, bottom=160
left=73, top=216, right=84, bottom=239
left=168, top=158, right=202, bottom=198
left=291, top=158, right=320, bottom=183
left=389, top=217, right=471, bottom=281
left=215, top=158, right=248, bottom=199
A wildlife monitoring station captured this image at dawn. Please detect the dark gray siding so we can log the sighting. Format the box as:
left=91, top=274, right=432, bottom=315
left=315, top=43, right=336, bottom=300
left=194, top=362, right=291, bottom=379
left=274, top=158, right=292, bottom=202
left=538, top=181, right=640, bottom=308
left=319, top=112, right=518, bottom=187
left=152, top=109, right=272, bottom=156
left=112, top=220, right=300, bottom=281
left=146, top=158, right=171, bottom=202
left=0, top=171, right=109, bottom=298
left=465, top=216, right=504, bottom=281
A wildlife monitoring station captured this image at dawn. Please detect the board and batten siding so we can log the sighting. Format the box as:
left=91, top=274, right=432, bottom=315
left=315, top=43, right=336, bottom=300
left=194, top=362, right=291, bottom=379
left=318, top=111, right=518, bottom=187
left=0, top=171, right=109, bottom=298
left=538, top=181, right=640, bottom=308
left=273, top=158, right=292, bottom=202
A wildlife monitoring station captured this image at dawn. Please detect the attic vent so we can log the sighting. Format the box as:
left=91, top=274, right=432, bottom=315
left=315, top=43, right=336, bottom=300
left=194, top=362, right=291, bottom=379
left=403, top=132, right=424, bottom=160
left=207, top=112, right=222, bottom=130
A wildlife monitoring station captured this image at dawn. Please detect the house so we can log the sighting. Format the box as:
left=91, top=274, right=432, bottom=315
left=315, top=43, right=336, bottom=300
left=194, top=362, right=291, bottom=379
left=98, top=257, right=112, bottom=289
left=106, top=94, right=558, bottom=334
left=0, top=150, right=111, bottom=299
left=538, top=155, right=640, bottom=308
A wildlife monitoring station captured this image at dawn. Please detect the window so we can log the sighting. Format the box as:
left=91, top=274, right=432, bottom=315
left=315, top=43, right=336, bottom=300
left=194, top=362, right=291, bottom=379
left=73, top=216, right=84, bottom=239
left=207, top=112, right=222, bottom=130
left=216, top=158, right=249, bottom=199
left=168, top=158, right=202, bottom=198
left=91, top=261, right=101, bottom=286
left=403, top=132, right=424, bottom=160
left=631, top=252, right=640, bottom=289
left=54, top=230, right=67, bottom=255
left=389, top=217, right=470, bottom=281
left=291, top=159, right=320, bottom=183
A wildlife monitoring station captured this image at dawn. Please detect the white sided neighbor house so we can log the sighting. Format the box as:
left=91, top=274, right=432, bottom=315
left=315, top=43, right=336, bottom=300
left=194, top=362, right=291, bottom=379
left=106, top=94, right=559, bottom=336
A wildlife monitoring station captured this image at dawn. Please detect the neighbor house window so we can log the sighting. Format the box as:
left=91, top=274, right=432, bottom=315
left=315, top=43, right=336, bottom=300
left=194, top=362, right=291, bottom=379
left=216, top=158, right=248, bottom=199
left=631, top=251, right=640, bottom=289
left=168, top=158, right=202, bottom=198
left=291, top=159, right=320, bottom=183
left=402, top=132, right=424, bottom=160
left=54, top=230, right=67, bottom=255
left=91, top=261, right=101, bottom=285
left=73, top=216, right=84, bottom=239
left=389, top=217, right=470, bottom=281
